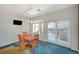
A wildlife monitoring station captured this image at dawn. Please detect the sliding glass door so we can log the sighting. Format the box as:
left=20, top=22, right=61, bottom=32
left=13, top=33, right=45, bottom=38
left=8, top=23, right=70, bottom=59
left=48, top=20, right=70, bottom=47
left=48, top=22, right=56, bottom=42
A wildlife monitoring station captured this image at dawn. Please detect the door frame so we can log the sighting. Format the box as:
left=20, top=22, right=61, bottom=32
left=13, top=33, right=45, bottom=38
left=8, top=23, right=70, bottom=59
left=31, top=20, right=43, bottom=40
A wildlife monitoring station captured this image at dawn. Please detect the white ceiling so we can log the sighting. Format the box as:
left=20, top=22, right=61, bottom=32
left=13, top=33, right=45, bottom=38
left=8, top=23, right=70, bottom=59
left=0, top=4, right=73, bottom=18
left=0, top=4, right=31, bottom=16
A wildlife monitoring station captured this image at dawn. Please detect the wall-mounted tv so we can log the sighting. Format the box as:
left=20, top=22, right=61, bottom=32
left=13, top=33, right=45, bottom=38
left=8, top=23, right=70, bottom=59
left=13, top=20, right=22, bottom=25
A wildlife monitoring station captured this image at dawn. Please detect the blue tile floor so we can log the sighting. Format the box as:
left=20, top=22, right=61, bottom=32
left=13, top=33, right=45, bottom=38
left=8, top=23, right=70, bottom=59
left=30, top=41, right=78, bottom=54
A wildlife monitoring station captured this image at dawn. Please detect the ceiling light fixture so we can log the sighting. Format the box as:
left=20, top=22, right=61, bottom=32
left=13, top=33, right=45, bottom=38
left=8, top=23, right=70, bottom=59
left=37, top=9, right=41, bottom=11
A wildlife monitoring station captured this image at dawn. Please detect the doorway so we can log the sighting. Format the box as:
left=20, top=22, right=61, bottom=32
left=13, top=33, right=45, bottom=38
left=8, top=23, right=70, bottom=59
left=31, top=21, right=43, bottom=40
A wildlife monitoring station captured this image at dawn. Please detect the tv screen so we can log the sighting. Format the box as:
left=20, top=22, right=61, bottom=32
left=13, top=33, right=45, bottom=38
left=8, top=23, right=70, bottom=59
left=13, top=20, right=22, bottom=25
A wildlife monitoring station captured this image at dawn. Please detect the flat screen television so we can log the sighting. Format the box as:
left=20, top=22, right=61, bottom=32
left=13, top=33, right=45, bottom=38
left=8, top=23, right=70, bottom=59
left=13, top=20, right=22, bottom=25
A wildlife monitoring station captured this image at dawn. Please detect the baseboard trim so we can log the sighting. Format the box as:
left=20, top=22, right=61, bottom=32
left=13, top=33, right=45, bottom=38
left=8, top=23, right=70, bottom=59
left=0, top=41, right=19, bottom=49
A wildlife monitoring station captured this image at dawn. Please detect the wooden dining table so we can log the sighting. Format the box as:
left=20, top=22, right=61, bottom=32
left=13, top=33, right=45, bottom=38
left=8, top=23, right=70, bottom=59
left=18, top=33, right=38, bottom=51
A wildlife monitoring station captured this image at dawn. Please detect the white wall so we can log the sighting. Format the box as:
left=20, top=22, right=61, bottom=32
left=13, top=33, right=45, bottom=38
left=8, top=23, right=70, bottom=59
left=0, top=15, right=30, bottom=47
left=32, top=5, right=78, bottom=51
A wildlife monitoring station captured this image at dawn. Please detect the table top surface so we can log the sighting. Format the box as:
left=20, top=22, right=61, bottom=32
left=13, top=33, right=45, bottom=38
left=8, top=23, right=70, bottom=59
left=23, top=34, right=37, bottom=41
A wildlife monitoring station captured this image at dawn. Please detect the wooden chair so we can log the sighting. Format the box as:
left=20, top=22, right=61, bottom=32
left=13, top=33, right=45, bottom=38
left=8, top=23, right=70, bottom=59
left=18, top=34, right=25, bottom=51
left=30, top=34, right=39, bottom=48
